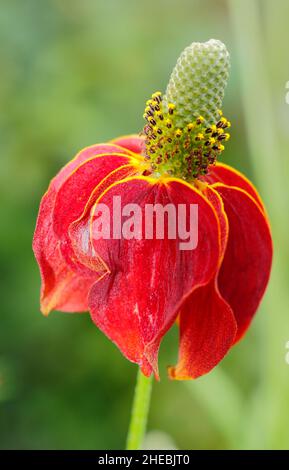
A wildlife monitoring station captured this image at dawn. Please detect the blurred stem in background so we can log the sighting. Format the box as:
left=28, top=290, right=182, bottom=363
left=185, top=367, right=244, bottom=448
left=228, top=0, right=289, bottom=448
left=228, top=0, right=285, bottom=217
left=126, top=370, right=153, bottom=450
left=186, top=0, right=289, bottom=450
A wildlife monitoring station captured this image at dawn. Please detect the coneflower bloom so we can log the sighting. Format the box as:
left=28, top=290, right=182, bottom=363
left=33, top=40, right=272, bottom=379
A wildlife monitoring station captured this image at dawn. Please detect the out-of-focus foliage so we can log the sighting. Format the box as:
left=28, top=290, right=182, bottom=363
left=0, top=0, right=289, bottom=449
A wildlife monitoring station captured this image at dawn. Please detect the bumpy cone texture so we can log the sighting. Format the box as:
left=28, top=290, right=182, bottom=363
left=164, top=39, right=230, bottom=126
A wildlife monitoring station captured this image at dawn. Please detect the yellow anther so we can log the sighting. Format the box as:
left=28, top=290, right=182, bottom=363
left=227, top=121, right=231, bottom=128
left=168, top=103, right=175, bottom=115
left=197, top=116, right=205, bottom=124
left=187, top=123, right=195, bottom=131
left=142, top=89, right=231, bottom=180
left=218, top=109, right=223, bottom=116
left=196, top=132, right=204, bottom=140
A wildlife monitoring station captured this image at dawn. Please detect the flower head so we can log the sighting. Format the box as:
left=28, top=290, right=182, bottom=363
left=143, top=39, right=231, bottom=181
left=33, top=40, right=272, bottom=379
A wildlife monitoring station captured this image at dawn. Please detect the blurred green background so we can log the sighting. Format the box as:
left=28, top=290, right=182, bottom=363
left=1, top=0, right=289, bottom=449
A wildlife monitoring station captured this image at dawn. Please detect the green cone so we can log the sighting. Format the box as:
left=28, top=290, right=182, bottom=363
left=164, top=39, right=230, bottom=126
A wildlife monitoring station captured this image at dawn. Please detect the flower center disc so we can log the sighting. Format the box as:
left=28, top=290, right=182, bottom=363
left=142, top=92, right=230, bottom=181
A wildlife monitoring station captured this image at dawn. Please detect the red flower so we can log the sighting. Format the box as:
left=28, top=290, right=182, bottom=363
left=33, top=133, right=272, bottom=380
left=33, top=40, right=273, bottom=379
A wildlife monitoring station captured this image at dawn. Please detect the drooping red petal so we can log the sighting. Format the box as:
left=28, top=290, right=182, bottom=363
left=53, top=154, right=140, bottom=276
left=203, top=162, right=265, bottom=212
left=110, top=134, right=144, bottom=155
left=213, top=183, right=273, bottom=341
left=53, top=154, right=138, bottom=239
left=169, top=186, right=237, bottom=379
left=54, top=143, right=134, bottom=190
left=68, top=163, right=139, bottom=272
left=33, top=144, right=136, bottom=315
left=33, top=189, right=98, bottom=315
left=88, top=177, right=221, bottom=377
left=169, top=280, right=237, bottom=379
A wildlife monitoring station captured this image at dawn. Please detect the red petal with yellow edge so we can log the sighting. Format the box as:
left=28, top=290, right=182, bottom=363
left=110, top=134, right=144, bottom=155
left=203, top=163, right=264, bottom=212
left=68, top=163, right=139, bottom=273
left=53, top=154, right=136, bottom=239
left=53, top=154, right=139, bottom=275
left=33, top=144, right=133, bottom=315
left=169, top=186, right=237, bottom=380
left=214, top=184, right=273, bottom=342
left=54, top=143, right=133, bottom=190
left=88, top=177, right=221, bottom=377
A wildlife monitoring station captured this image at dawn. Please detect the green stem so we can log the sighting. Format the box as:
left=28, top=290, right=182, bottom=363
left=126, top=369, right=153, bottom=450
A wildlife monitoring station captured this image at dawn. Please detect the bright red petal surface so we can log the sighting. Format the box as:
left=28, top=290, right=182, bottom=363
left=88, top=177, right=221, bottom=377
